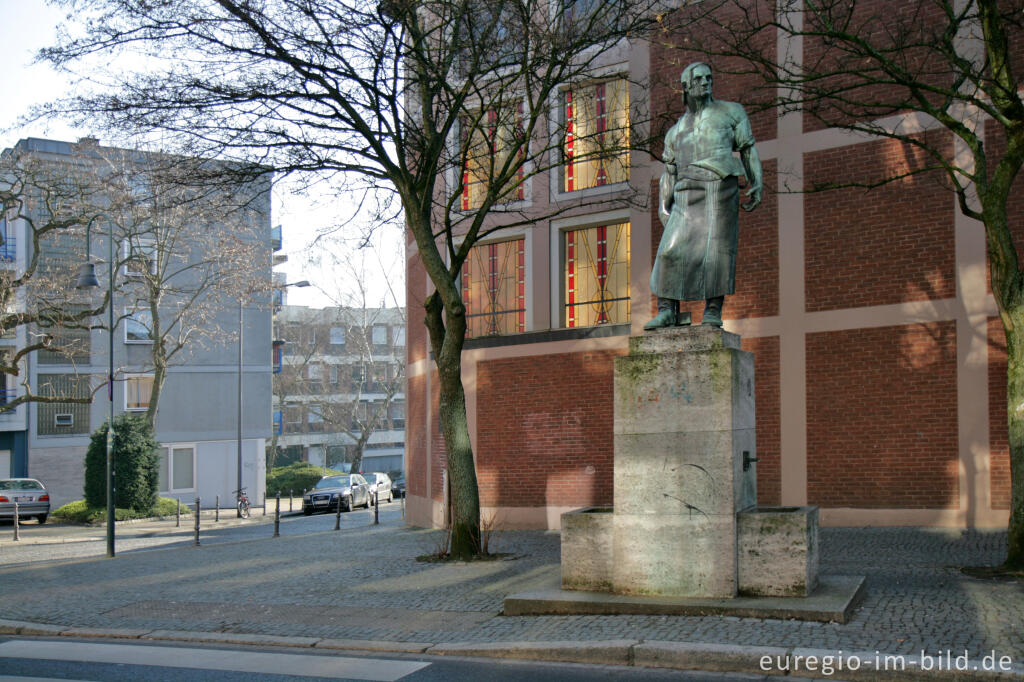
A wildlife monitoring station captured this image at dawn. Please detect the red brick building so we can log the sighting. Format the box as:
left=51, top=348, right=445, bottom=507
left=404, top=14, right=1012, bottom=531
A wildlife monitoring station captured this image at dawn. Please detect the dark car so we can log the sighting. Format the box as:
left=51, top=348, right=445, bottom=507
left=302, top=474, right=371, bottom=515
left=0, top=478, right=50, bottom=524
left=392, top=476, right=405, bottom=499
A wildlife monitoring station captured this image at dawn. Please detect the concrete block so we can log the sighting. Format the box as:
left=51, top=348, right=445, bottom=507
left=737, top=506, right=819, bottom=597
left=426, top=640, right=636, bottom=666
left=614, top=348, right=754, bottom=435
left=560, top=507, right=613, bottom=591
left=634, top=640, right=790, bottom=674
left=612, top=512, right=736, bottom=597
left=314, top=639, right=433, bottom=653
left=629, top=326, right=741, bottom=354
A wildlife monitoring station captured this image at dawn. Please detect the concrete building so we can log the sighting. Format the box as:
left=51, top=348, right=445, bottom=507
left=1, top=137, right=273, bottom=508
left=272, top=305, right=405, bottom=476
left=404, top=10, right=1013, bottom=531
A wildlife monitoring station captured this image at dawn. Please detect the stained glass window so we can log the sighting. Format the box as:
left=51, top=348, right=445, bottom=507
left=462, top=238, right=526, bottom=337
left=461, top=105, right=525, bottom=211
left=564, top=78, right=630, bottom=192
left=564, top=223, right=630, bottom=327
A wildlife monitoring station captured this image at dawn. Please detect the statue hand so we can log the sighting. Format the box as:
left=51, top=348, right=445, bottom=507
left=741, top=185, right=762, bottom=212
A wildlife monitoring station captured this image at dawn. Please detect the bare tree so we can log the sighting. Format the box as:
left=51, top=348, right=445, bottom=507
left=91, top=149, right=269, bottom=426
left=674, top=0, right=1024, bottom=569
left=0, top=141, right=107, bottom=412
left=40, top=0, right=663, bottom=557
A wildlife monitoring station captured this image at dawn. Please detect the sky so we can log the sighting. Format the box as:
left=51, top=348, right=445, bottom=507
left=0, top=1, right=404, bottom=310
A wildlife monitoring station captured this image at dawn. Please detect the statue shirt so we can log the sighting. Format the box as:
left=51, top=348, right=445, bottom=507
left=663, top=99, right=755, bottom=181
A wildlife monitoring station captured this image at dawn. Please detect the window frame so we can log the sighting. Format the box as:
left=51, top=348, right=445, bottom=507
left=550, top=209, right=632, bottom=330
left=122, top=237, right=158, bottom=277
left=158, top=442, right=197, bottom=495
left=123, top=373, right=155, bottom=412
left=124, top=307, right=154, bottom=344
left=459, top=234, right=530, bottom=338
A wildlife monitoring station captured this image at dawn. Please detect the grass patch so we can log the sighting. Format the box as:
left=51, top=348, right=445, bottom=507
left=52, top=497, right=192, bottom=524
left=415, top=552, right=515, bottom=563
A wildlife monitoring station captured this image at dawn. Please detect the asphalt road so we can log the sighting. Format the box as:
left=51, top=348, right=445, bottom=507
left=0, top=637, right=791, bottom=681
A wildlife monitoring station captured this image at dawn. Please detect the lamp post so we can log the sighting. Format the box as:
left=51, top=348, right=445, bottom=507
left=237, top=279, right=310, bottom=516
left=75, top=214, right=116, bottom=558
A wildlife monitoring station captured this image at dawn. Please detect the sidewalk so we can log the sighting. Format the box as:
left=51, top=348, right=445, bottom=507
left=0, top=520, right=1021, bottom=679
left=0, top=498, right=302, bottom=546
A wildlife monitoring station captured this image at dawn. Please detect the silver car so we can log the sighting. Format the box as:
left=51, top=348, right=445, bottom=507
left=0, top=478, right=50, bottom=524
left=366, top=472, right=393, bottom=504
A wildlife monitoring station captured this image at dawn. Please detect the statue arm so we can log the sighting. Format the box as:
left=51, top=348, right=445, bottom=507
left=740, top=143, right=762, bottom=212
left=659, top=161, right=676, bottom=227
left=659, top=128, right=678, bottom=227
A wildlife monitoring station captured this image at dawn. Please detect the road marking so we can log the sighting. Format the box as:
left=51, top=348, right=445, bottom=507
left=0, top=641, right=429, bottom=681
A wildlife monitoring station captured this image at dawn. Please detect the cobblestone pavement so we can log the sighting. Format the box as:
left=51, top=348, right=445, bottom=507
left=0, top=520, right=1020, bottom=664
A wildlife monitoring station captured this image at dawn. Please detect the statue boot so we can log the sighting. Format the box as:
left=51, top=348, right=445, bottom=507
left=644, top=298, right=678, bottom=330
left=702, top=295, right=724, bottom=327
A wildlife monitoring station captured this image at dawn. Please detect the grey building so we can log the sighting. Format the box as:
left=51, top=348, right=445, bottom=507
left=271, top=304, right=405, bottom=476
left=0, top=136, right=273, bottom=508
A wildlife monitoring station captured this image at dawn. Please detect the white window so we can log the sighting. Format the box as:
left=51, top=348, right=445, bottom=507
left=372, top=325, right=387, bottom=345
left=329, top=366, right=339, bottom=384
left=125, top=308, right=153, bottom=343
left=307, top=364, right=322, bottom=380
left=124, top=374, right=154, bottom=411
left=329, top=327, right=345, bottom=345
left=393, top=326, right=406, bottom=347
left=158, top=444, right=196, bottom=493
left=122, top=238, right=157, bottom=277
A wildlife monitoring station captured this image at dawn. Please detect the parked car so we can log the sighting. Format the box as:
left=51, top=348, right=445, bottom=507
left=392, top=476, right=405, bottom=499
left=0, top=478, right=50, bottom=524
left=302, top=474, right=371, bottom=515
left=365, top=472, right=393, bottom=504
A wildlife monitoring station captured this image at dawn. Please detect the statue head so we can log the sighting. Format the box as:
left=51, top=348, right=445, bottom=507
left=681, top=62, right=713, bottom=108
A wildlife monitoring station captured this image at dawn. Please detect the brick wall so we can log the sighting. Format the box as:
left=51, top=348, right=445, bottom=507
left=805, top=135, right=955, bottom=312
left=806, top=323, right=959, bottom=508
left=742, top=336, right=781, bottom=505
left=406, top=373, right=427, bottom=498
left=407, top=250, right=428, bottom=365
left=475, top=350, right=624, bottom=508
left=987, top=317, right=1011, bottom=510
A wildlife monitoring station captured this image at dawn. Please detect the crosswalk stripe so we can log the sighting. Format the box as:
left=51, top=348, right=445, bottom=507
left=0, top=641, right=430, bottom=681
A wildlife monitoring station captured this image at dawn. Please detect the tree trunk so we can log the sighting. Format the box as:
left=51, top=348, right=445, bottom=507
left=424, top=291, right=481, bottom=559
left=1004, top=305, right=1024, bottom=569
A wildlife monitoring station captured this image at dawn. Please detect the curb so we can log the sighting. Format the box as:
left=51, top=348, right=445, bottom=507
left=0, top=620, right=1021, bottom=679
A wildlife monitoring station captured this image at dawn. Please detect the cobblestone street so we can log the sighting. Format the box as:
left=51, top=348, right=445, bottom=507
left=0, top=517, right=1020, bottom=665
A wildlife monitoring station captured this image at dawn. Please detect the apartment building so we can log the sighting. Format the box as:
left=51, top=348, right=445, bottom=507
left=272, top=305, right=405, bottom=476
left=1, top=137, right=273, bottom=508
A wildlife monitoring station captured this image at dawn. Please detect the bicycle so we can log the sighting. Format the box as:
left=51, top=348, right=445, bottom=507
left=234, top=488, right=251, bottom=519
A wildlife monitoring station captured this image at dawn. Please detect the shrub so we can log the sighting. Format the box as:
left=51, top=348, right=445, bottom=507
left=52, top=497, right=190, bottom=524
left=84, top=415, right=160, bottom=514
left=266, top=461, right=343, bottom=498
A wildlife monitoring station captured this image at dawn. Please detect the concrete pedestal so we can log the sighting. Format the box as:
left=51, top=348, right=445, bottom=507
left=558, top=326, right=820, bottom=601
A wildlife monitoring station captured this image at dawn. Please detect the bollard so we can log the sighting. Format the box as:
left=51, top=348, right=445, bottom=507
left=401, top=493, right=405, bottom=519
left=334, top=496, right=342, bottom=531
left=215, top=495, right=220, bottom=522
left=12, top=500, right=19, bottom=541
left=176, top=497, right=181, bottom=527
left=289, top=489, right=293, bottom=512
left=194, top=497, right=201, bottom=546
left=374, top=490, right=379, bottom=525
left=273, top=492, right=281, bottom=538
left=263, top=493, right=267, bottom=516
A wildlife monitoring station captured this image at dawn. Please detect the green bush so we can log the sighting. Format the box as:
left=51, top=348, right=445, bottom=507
left=266, top=461, right=343, bottom=498
left=52, top=497, right=189, bottom=524
left=84, top=415, right=160, bottom=514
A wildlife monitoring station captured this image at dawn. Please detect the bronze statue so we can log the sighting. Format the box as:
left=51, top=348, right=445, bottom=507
left=645, top=62, right=763, bottom=329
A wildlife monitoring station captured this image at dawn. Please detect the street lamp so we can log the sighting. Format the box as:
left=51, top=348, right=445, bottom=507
left=75, top=213, right=116, bottom=558
left=237, top=279, right=310, bottom=516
